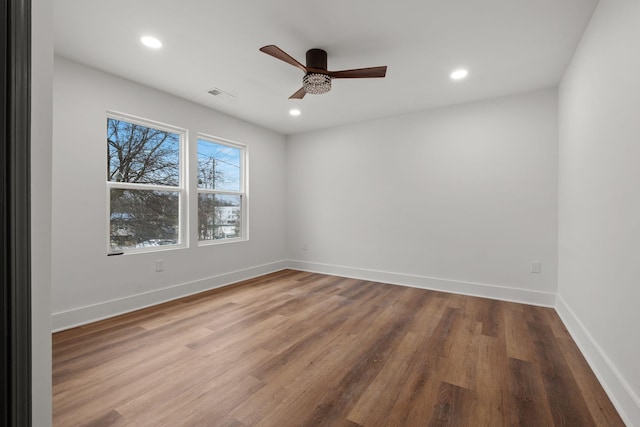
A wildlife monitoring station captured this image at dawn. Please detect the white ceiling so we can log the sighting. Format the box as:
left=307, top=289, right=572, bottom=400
left=54, top=0, right=598, bottom=135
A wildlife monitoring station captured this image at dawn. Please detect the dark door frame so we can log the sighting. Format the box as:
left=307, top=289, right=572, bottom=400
left=1, top=0, right=32, bottom=425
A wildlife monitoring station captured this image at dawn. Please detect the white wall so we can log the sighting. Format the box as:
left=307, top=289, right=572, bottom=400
left=558, top=0, right=640, bottom=424
left=287, top=89, right=558, bottom=305
left=52, top=57, right=287, bottom=330
left=32, top=0, right=53, bottom=424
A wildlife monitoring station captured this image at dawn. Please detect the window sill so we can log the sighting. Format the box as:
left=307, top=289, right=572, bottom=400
left=197, top=237, right=248, bottom=247
left=107, top=244, right=187, bottom=256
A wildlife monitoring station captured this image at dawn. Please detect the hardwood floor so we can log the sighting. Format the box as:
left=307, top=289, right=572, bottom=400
left=52, top=270, right=624, bottom=426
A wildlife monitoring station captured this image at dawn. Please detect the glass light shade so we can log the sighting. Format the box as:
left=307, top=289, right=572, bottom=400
left=303, top=73, right=331, bottom=95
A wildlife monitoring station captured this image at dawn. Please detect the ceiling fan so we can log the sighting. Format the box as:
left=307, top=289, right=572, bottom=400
left=259, top=45, right=387, bottom=99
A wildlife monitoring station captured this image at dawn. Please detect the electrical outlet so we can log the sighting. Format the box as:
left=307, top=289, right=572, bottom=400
left=155, top=259, right=165, bottom=272
left=302, top=243, right=308, bottom=251
left=531, top=261, right=541, bottom=274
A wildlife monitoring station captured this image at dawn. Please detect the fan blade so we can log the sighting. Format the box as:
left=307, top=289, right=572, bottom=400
left=329, top=66, right=387, bottom=79
left=260, top=45, right=307, bottom=73
left=289, top=87, right=306, bottom=99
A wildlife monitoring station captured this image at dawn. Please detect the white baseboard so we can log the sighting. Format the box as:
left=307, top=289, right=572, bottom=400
left=51, top=260, right=288, bottom=332
left=286, top=259, right=556, bottom=307
left=556, top=295, right=639, bottom=427
left=53, top=259, right=555, bottom=332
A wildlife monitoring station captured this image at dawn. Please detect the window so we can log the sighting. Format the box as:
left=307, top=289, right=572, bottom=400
left=107, top=113, right=186, bottom=252
left=197, top=136, right=246, bottom=243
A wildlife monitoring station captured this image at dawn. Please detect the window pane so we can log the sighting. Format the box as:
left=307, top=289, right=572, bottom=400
left=110, top=189, right=179, bottom=250
left=108, top=118, right=180, bottom=186
left=197, top=140, right=241, bottom=191
left=198, top=194, right=241, bottom=241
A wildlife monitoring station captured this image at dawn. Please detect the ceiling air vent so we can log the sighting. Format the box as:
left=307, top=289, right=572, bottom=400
left=207, top=87, right=235, bottom=101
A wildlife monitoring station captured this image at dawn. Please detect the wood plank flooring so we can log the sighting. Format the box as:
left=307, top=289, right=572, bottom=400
left=52, top=270, right=624, bottom=426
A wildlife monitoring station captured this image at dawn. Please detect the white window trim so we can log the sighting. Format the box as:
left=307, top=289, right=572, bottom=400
left=106, top=111, right=189, bottom=254
left=196, top=133, right=248, bottom=246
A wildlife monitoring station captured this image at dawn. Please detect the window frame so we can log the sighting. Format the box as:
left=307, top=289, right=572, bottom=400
left=196, top=133, right=248, bottom=245
left=106, top=111, right=188, bottom=254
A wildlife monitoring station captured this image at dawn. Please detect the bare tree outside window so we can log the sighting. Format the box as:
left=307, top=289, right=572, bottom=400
left=108, top=119, right=180, bottom=185
left=107, top=117, right=183, bottom=250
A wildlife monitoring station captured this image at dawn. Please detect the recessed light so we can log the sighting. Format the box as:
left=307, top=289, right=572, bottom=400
left=450, top=69, right=468, bottom=80
left=289, top=109, right=301, bottom=116
left=141, top=36, right=162, bottom=49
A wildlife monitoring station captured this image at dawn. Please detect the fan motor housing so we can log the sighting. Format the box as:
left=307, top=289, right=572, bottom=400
left=306, top=49, right=328, bottom=71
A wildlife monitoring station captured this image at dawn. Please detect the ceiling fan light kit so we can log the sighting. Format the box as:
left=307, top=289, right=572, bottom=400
left=303, top=73, right=331, bottom=94
left=259, top=45, right=387, bottom=99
